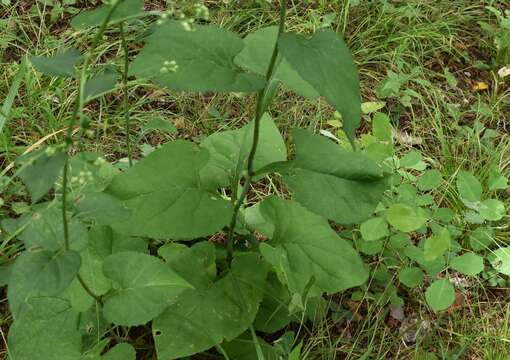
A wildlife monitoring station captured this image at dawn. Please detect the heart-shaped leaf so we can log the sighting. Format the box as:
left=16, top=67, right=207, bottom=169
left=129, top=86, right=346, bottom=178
left=200, top=113, right=287, bottom=186
left=283, top=129, right=388, bottom=224
left=30, top=49, right=82, bottom=77
left=71, top=0, right=144, bottom=29
left=107, top=140, right=233, bottom=239
left=235, top=26, right=318, bottom=98
left=153, top=251, right=268, bottom=359
left=279, top=30, right=360, bottom=142
left=17, top=147, right=66, bottom=203
left=102, top=251, right=191, bottom=326
left=8, top=250, right=81, bottom=319
left=130, top=21, right=265, bottom=93
left=258, top=197, right=368, bottom=296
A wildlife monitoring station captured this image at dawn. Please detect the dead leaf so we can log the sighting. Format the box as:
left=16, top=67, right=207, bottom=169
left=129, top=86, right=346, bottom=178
left=498, top=66, right=510, bottom=78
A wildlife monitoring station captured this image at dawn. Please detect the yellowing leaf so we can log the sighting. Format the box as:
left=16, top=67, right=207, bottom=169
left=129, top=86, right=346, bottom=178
left=472, top=81, right=489, bottom=91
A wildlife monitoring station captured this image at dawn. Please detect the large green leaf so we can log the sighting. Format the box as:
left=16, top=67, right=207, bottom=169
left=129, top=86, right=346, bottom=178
left=153, top=251, right=268, bottom=359
left=17, top=146, right=66, bottom=203
left=71, top=0, right=144, bottom=29
left=130, top=21, right=265, bottom=93
left=222, top=333, right=280, bottom=360
left=253, top=272, right=292, bottom=332
left=30, top=49, right=82, bottom=77
left=84, top=68, right=118, bottom=103
left=234, top=26, right=318, bottom=98
left=107, top=141, right=233, bottom=239
left=8, top=296, right=136, bottom=360
left=102, top=251, right=191, bottom=326
left=79, top=226, right=147, bottom=297
left=8, top=297, right=82, bottom=360
left=279, top=30, right=361, bottom=142
left=8, top=250, right=81, bottom=319
left=200, top=113, right=287, bottom=186
left=2, top=205, right=88, bottom=252
left=258, top=197, right=368, bottom=296
left=283, top=129, right=388, bottom=224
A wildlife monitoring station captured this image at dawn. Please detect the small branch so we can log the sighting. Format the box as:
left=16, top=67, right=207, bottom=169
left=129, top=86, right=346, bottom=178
left=61, top=1, right=124, bottom=300
left=119, top=22, right=133, bottom=167
left=226, top=1, right=287, bottom=265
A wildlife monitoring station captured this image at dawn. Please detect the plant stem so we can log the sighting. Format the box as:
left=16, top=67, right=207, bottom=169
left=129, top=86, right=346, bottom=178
left=119, top=22, right=133, bottom=166
left=226, top=1, right=287, bottom=265
left=77, top=273, right=103, bottom=304
left=61, top=1, right=123, bottom=301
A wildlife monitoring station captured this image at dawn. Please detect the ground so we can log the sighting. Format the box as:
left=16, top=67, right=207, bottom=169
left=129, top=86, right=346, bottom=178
left=0, top=0, right=509, bottom=359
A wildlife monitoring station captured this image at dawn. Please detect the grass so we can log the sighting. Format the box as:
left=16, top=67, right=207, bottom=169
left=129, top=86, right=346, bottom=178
left=1, top=0, right=510, bottom=359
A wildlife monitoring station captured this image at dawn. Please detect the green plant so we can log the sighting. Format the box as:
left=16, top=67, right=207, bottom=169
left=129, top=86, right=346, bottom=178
left=0, top=1, right=392, bottom=358
left=479, top=6, right=510, bottom=68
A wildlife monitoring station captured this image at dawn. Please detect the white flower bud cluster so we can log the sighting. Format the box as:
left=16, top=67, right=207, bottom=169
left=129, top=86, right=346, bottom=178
left=160, top=60, right=179, bottom=74
left=93, top=157, right=107, bottom=166
left=71, top=170, right=93, bottom=185
left=180, top=18, right=194, bottom=32
left=193, top=3, right=209, bottom=20
left=44, top=146, right=56, bottom=157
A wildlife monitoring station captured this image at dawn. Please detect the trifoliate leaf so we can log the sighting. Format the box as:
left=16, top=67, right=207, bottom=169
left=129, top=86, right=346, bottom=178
left=417, top=169, right=443, bottom=191
left=399, top=267, right=424, bottom=288
left=477, top=199, right=505, bottom=221
left=490, top=247, right=510, bottom=276
left=425, top=279, right=455, bottom=311
left=450, top=253, right=484, bottom=275
left=386, top=203, right=428, bottom=232
left=360, top=217, right=389, bottom=241
left=456, top=170, right=482, bottom=204
left=424, top=227, right=451, bottom=261
left=372, top=112, right=392, bottom=142
left=488, top=167, right=508, bottom=191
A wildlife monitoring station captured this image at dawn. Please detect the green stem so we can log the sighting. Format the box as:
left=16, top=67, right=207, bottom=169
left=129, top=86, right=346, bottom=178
left=119, top=22, right=133, bottom=166
left=61, top=1, right=123, bottom=301
left=226, top=1, right=287, bottom=265
left=77, top=273, right=103, bottom=304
